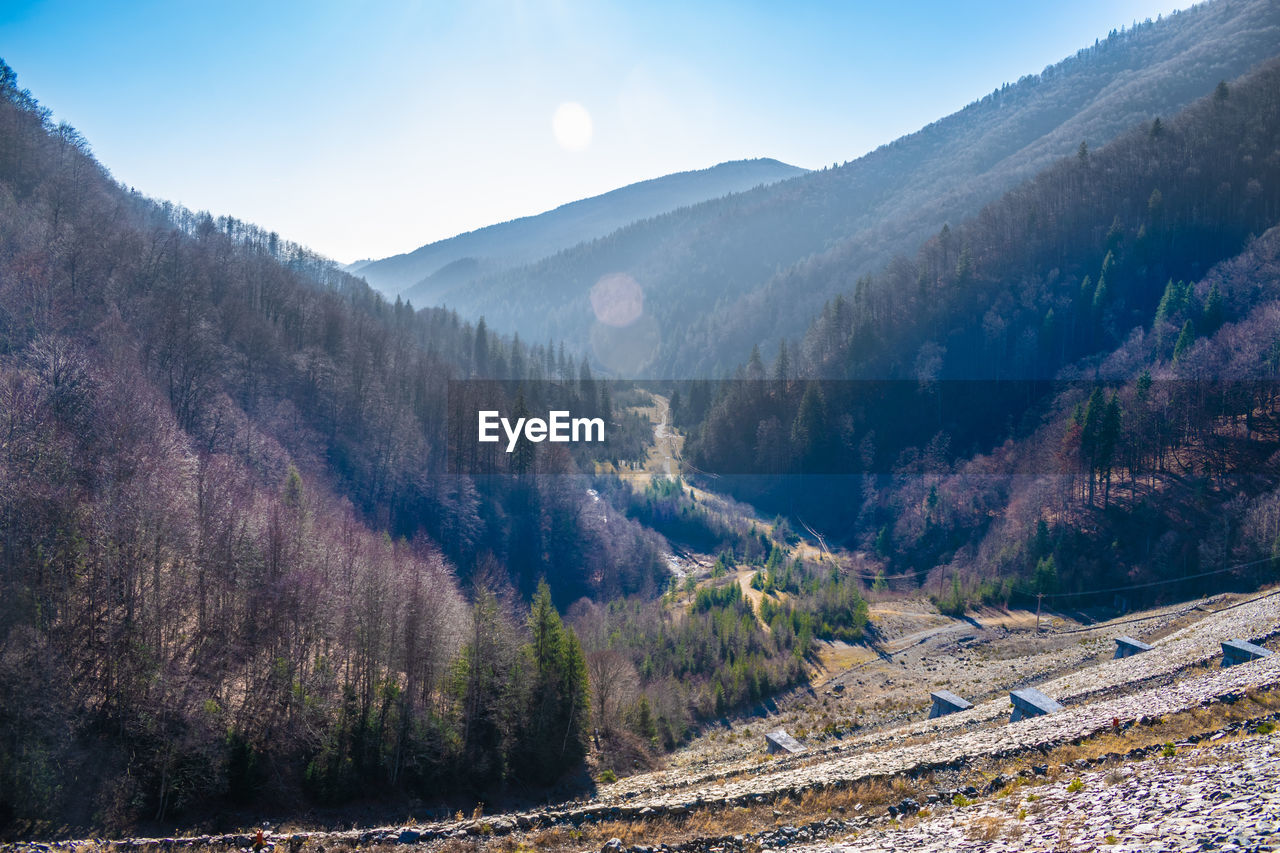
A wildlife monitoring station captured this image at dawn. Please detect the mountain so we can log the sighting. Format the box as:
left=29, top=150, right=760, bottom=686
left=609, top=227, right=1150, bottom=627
left=352, top=158, right=806, bottom=300
left=5, top=0, right=1280, bottom=835
left=0, top=59, right=808, bottom=834
left=683, top=53, right=1280, bottom=610
left=0, top=58, right=679, bottom=828
left=435, top=0, right=1280, bottom=377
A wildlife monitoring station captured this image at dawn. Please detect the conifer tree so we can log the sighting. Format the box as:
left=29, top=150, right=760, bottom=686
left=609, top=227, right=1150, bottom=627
left=1173, top=320, right=1196, bottom=363
left=517, top=581, right=589, bottom=783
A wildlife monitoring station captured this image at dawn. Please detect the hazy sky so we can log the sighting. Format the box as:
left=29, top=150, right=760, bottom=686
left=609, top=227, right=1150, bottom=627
left=2, top=0, right=1188, bottom=263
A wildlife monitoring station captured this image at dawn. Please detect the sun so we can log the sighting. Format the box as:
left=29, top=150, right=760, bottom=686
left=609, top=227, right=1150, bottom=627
left=552, top=102, right=593, bottom=152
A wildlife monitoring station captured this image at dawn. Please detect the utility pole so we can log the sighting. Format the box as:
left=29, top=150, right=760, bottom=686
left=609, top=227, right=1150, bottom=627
left=1036, top=592, right=1044, bottom=633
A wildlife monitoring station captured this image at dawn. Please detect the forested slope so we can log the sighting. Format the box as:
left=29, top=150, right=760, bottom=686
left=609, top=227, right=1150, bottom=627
left=0, top=58, right=660, bottom=830
left=0, top=57, right=832, bottom=835
left=683, top=57, right=1280, bottom=610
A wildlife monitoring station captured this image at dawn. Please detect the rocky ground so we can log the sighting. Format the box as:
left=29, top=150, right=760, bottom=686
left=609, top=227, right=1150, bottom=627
left=651, top=591, right=1243, bottom=782
left=596, top=589, right=1280, bottom=805
left=5, top=588, right=1277, bottom=853
left=789, top=732, right=1280, bottom=852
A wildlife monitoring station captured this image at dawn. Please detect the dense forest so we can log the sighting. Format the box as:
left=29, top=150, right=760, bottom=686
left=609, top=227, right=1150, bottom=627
left=421, top=0, right=1280, bottom=378
left=0, top=60, right=822, bottom=834
left=5, top=0, right=1280, bottom=839
left=683, top=57, right=1280, bottom=609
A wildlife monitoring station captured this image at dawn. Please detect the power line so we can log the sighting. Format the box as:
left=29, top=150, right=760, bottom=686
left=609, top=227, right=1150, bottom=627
left=1031, top=554, right=1277, bottom=599
left=836, top=552, right=1274, bottom=593
left=1047, top=586, right=1279, bottom=636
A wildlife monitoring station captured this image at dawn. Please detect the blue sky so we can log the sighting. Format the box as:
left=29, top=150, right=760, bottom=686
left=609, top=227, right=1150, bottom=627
left=1, top=1, right=1187, bottom=263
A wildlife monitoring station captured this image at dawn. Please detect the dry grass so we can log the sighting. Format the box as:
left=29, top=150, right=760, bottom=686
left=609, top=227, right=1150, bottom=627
left=437, top=841, right=481, bottom=853
left=966, top=815, right=1007, bottom=842
left=813, top=640, right=879, bottom=680
left=461, top=776, right=928, bottom=853
left=1104, top=767, right=1129, bottom=785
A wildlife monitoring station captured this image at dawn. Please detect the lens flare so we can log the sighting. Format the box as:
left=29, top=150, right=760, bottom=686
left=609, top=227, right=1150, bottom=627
left=590, top=272, right=643, bottom=328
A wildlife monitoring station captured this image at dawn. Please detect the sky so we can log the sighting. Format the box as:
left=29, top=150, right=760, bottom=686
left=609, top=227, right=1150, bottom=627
left=1, top=1, right=1190, bottom=264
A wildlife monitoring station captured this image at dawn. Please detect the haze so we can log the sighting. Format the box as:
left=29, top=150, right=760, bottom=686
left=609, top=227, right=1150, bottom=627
left=0, top=0, right=1187, bottom=263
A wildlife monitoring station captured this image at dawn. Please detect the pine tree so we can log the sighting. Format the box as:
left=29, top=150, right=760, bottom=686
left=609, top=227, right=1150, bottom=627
left=1079, top=275, right=1093, bottom=304
left=1081, top=386, right=1106, bottom=502
left=1099, top=393, right=1122, bottom=506
left=873, top=525, right=891, bottom=559
left=1136, top=369, right=1152, bottom=402
left=955, top=246, right=974, bottom=283
left=747, top=344, right=765, bottom=381
left=599, top=381, right=613, bottom=424
left=631, top=695, right=658, bottom=746
left=1092, top=274, right=1109, bottom=312
left=517, top=582, right=589, bottom=783
left=1154, top=279, right=1178, bottom=327
left=510, top=388, right=535, bottom=475
left=773, top=340, right=791, bottom=391
left=1173, top=320, right=1196, bottom=363
left=454, top=584, right=518, bottom=787
left=578, top=359, right=597, bottom=418
left=1034, top=556, right=1059, bottom=595
left=1202, top=284, right=1224, bottom=335
left=791, top=383, right=829, bottom=474
left=282, top=464, right=305, bottom=509
left=473, top=318, right=489, bottom=377
left=1030, top=518, right=1051, bottom=565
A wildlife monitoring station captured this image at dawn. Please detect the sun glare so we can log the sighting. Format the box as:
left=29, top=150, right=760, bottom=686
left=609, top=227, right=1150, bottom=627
left=552, top=101, right=593, bottom=152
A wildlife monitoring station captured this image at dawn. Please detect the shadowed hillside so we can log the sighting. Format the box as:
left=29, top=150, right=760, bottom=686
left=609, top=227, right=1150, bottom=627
left=684, top=55, right=1280, bottom=611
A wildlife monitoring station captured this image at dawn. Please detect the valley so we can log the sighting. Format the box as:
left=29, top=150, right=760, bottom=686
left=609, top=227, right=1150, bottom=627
left=3, top=0, right=1280, bottom=847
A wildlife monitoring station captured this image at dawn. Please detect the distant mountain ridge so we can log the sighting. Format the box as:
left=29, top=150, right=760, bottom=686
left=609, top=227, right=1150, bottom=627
left=353, top=157, right=806, bottom=300
left=434, top=0, right=1280, bottom=377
